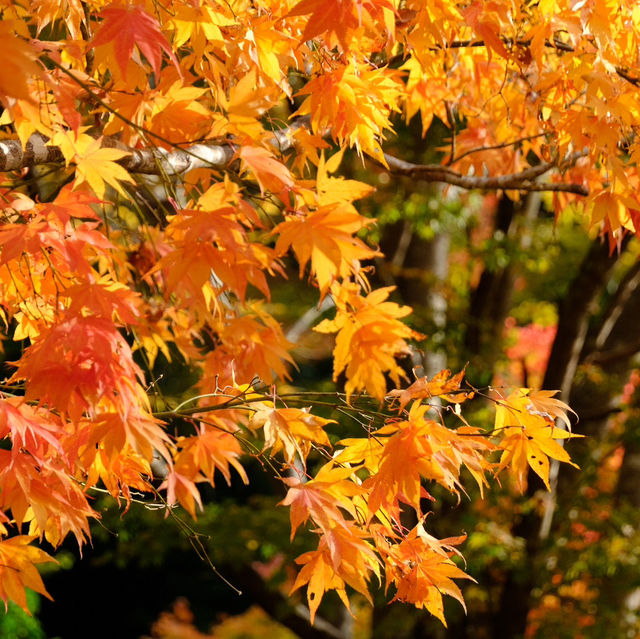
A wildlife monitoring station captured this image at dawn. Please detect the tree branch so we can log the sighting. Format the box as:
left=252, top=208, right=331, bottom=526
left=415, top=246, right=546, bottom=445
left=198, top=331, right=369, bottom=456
left=431, top=37, right=640, bottom=88
left=0, top=129, right=590, bottom=196
left=0, top=120, right=309, bottom=176
left=543, top=236, right=630, bottom=397
left=383, top=152, right=589, bottom=195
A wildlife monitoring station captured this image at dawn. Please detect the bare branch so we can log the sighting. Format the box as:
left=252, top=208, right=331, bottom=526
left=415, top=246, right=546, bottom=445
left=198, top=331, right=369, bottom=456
left=450, top=133, right=546, bottom=164
left=432, top=37, right=640, bottom=88
left=382, top=152, right=589, bottom=196
left=0, top=134, right=64, bottom=171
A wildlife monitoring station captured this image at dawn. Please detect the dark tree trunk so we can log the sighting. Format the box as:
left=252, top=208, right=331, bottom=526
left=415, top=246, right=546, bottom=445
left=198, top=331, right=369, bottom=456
left=493, top=237, right=628, bottom=638
left=465, top=196, right=516, bottom=379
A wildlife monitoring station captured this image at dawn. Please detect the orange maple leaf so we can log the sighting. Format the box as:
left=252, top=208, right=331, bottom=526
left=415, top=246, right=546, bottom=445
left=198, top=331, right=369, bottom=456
left=387, top=368, right=473, bottom=412
left=0, top=536, right=55, bottom=614
left=0, top=22, right=41, bottom=103
left=291, top=523, right=379, bottom=623
left=273, top=205, right=380, bottom=295
left=174, top=427, right=249, bottom=486
left=10, top=316, right=146, bottom=422
left=295, top=62, right=402, bottom=159
left=288, top=0, right=395, bottom=51
left=365, top=403, right=494, bottom=516
left=280, top=463, right=362, bottom=538
left=382, top=526, right=473, bottom=626
left=163, top=469, right=203, bottom=518
left=203, top=309, right=295, bottom=385
left=240, top=146, right=295, bottom=200
left=37, top=184, right=101, bottom=224
left=0, top=397, right=64, bottom=460
left=0, top=451, right=95, bottom=547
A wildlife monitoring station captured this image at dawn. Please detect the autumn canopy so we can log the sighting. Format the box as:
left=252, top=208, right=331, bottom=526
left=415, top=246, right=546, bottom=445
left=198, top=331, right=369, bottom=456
left=0, top=0, right=636, bottom=628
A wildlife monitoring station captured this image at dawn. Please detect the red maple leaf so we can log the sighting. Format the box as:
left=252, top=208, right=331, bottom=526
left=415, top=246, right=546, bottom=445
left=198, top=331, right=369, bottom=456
left=91, top=4, right=178, bottom=78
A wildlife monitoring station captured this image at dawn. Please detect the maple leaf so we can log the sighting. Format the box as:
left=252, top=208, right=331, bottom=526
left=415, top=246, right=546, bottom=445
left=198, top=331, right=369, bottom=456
left=290, top=545, right=349, bottom=624
left=240, top=146, right=295, bottom=200
left=525, top=389, right=578, bottom=430
left=335, top=436, right=385, bottom=473
left=387, top=368, right=473, bottom=412
left=244, top=15, right=299, bottom=89
left=159, top=199, right=283, bottom=306
left=37, top=184, right=101, bottom=224
left=87, top=410, right=171, bottom=470
left=0, top=536, right=55, bottom=614
left=288, top=0, right=395, bottom=52
left=0, top=22, right=42, bottom=103
left=364, top=422, right=437, bottom=518
left=291, top=523, right=379, bottom=623
left=295, top=62, right=403, bottom=159
left=462, top=1, right=509, bottom=59
left=10, top=316, right=145, bottom=422
left=381, top=526, right=473, bottom=626
left=169, top=2, right=233, bottom=51
left=65, top=277, right=140, bottom=324
left=288, top=0, right=361, bottom=51
left=314, top=283, right=423, bottom=400
left=202, top=308, right=295, bottom=385
left=222, top=69, right=281, bottom=139
left=30, top=0, right=85, bottom=40
left=494, top=389, right=580, bottom=491
left=91, top=4, right=179, bottom=79
left=0, top=451, right=95, bottom=547
left=316, top=149, right=376, bottom=206
left=174, top=426, right=249, bottom=486
left=366, top=402, right=494, bottom=514
left=84, top=447, right=154, bottom=508
left=72, top=140, right=135, bottom=199
left=0, top=397, right=64, bottom=460
left=51, top=131, right=134, bottom=199
left=280, top=463, right=363, bottom=538
left=163, top=469, right=203, bottom=518
left=50, top=72, right=85, bottom=132
left=249, top=406, right=334, bottom=463
left=273, top=205, right=380, bottom=295
left=148, top=82, right=212, bottom=145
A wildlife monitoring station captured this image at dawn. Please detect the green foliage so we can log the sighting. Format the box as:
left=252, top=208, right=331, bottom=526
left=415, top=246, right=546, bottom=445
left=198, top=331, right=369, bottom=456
left=0, top=590, right=46, bottom=639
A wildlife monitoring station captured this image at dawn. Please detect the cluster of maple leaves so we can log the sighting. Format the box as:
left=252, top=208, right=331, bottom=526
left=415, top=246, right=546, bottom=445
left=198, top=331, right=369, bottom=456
left=2, top=0, right=634, bottom=625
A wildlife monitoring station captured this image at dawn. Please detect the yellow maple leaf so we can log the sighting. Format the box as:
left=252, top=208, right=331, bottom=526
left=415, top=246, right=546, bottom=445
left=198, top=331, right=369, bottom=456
left=317, top=149, right=376, bottom=206
left=494, top=389, right=580, bottom=491
left=314, top=283, right=423, bottom=400
left=73, top=141, right=134, bottom=199
left=52, top=131, right=134, bottom=198
left=249, top=406, right=334, bottom=463
left=290, top=523, right=379, bottom=624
